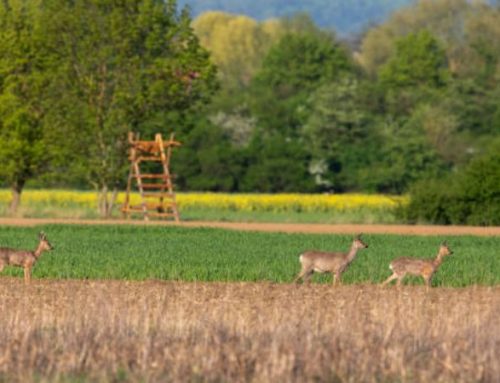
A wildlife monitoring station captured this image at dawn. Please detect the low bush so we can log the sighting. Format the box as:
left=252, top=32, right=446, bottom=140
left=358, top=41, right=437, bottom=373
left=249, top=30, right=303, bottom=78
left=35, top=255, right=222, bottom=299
left=403, top=143, right=500, bottom=225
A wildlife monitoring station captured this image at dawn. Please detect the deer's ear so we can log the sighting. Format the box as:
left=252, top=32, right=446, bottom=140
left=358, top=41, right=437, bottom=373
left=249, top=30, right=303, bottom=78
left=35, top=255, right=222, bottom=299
left=441, top=240, right=448, bottom=246
left=39, top=231, right=46, bottom=240
left=356, top=233, right=363, bottom=239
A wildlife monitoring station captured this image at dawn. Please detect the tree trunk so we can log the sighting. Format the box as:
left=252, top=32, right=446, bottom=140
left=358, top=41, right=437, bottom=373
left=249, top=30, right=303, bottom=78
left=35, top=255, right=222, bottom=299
left=9, top=181, right=25, bottom=215
left=97, top=185, right=118, bottom=218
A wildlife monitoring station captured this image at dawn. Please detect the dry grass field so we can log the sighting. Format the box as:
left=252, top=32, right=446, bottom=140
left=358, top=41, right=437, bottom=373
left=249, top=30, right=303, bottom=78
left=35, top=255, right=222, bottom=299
left=0, top=278, right=498, bottom=382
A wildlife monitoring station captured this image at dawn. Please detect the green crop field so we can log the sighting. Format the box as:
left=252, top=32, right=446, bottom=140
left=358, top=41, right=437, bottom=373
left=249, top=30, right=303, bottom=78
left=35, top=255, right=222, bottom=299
left=0, top=224, right=498, bottom=287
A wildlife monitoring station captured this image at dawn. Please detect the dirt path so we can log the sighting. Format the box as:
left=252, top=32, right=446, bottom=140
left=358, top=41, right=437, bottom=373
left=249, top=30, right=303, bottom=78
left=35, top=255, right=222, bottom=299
left=0, top=217, right=499, bottom=236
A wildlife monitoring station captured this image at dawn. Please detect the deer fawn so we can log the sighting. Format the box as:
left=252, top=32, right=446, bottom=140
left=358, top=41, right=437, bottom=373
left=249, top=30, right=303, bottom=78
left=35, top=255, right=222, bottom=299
left=294, top=234, right=368, bottom=285
left=0, top=231, right=54, bottom=284
left=382, top=241, right=453, bottom=288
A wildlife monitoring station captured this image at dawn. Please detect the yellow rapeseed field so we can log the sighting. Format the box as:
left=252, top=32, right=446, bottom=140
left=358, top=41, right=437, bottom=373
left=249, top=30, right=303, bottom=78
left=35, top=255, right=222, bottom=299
left=0, top=189, right=406, bottom=212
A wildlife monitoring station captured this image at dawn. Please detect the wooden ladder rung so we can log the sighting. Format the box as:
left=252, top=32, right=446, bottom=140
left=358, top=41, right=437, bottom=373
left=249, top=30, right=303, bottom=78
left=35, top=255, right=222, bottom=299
left=138, top=156, right=163, bottom=162
left=133, top=174, right=171, bottom=179
left=129, top=202, right=176, bottom=209
left=140, top=183, right=169, bottom=189
left=124, top=132, right=180, bottom=221
left=142, top=192, right=176, bottom=198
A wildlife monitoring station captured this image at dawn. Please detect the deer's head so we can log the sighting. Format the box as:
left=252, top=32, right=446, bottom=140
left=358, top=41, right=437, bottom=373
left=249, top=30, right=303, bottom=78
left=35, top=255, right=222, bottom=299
left=38, top=232, right=54, bottom=252
left=439, top=241, right=452, bottom=257
left=352, top=234, right=369, bottom=249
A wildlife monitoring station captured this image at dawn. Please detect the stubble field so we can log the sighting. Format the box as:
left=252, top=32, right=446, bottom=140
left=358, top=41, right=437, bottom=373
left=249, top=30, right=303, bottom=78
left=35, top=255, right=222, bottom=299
left=0, top=279, right=498, bottom=382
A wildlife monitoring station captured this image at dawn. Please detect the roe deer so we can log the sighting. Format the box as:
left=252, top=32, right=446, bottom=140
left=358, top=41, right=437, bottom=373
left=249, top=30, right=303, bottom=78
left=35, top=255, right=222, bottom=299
left=382, top=241, right=453, bottom=288
left=0, top=231, right=54, bottom=284
left=294, top=234, right=368, bottom=285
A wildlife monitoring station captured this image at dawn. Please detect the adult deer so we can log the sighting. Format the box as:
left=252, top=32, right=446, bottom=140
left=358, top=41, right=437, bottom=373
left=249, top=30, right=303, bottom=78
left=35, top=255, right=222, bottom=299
left=382, top=241, right=453, bottom=288
left=0, top=232, right=54, bottom=284
left=294, top=234, right=368, bottom=285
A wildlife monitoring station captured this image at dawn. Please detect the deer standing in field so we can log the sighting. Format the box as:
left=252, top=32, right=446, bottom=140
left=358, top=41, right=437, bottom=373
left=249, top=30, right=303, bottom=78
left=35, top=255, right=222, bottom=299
left=0, top=232, right=54, bottom=284
left=382, top=241, right=453, bottom=288
left=294, top=234, right=368, bottom=285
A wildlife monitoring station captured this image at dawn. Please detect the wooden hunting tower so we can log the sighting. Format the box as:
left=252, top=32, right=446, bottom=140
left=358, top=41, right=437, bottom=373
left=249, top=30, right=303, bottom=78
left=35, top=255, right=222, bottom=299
left=121, top=132, right=181, bottom=221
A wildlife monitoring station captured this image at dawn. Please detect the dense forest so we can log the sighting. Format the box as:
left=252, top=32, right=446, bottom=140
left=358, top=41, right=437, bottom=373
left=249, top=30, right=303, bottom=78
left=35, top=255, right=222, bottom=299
left=177, top=0, right=413, bottom=35
left=1, top=0, right=500, bottom=223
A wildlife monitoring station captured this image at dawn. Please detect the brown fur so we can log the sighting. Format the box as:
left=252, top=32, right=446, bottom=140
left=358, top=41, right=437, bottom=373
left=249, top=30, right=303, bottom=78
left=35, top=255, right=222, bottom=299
left=382, top=242, right=453, bottom=288
left=0, top=232, right=54, bottom=284
left=294, top=235, right=368, bottom=285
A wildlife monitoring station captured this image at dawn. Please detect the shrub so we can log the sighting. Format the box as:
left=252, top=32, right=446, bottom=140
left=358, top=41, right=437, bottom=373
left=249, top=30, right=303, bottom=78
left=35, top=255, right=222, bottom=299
left=402, top=143, right=500, bottom=225
left=457, top=149, right=500, bottom=225
left=402, top=177, right=455, bottom=224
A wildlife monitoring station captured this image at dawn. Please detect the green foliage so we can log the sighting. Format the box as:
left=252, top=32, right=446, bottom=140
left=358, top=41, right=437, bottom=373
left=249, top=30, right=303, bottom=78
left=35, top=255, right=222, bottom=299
left=358, top=0, right=472, bottom=76
left=378, top=31, right=449, bottom=117
left=42, top=0, right=217, bottom=215
left=241, top=134, right=316, bottom=192
left=456, top=145, right=500, bottom=225
left=250, top=30, right=352, bottom=138
left=0, top=225, right=498, bottom=286
left=2, top=0, right=500, bottom=201
left=302, top=77, right=376, bottom=191
left=0, top=0, right=52, bottom=208
left=174, top=119, right=243, bottom=191
left=403, top=141, right=500, bottom=225
left=254, top=32, right=351, bottom=96
left=379, top=30, right=449, bottom=89
left=192, top=11, right=284, bottom=90
left=358, top=116, right=447, bottom=194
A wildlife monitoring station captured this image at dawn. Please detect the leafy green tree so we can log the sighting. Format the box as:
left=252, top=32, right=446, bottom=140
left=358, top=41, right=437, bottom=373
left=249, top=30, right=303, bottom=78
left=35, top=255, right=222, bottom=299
left=192, top=11, right=284, bottom=90
left=362, top=117, right=446, bottom=194
left=44, top=0, right=217, bottom=216
left=302, top=76, right=374, bottom=191
left=379, top=30, right=449, bottom=89
left=241, top=134, right=315, bottom=192
left=378, top=30, right=449, bottom=116
left=174, top=118, right=243, bottom=191
left=403, top=139, right=500, bottom=225
left=250, top=30, right=353, bottom=138
left=358, top=0, right=472, bottom=76
left=0, top=0, right=52, bottom=213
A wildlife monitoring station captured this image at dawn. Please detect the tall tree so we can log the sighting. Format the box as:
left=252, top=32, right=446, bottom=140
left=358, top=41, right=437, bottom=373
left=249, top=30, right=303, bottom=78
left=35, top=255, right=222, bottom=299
left=192, top=11, right=284, bottom=90
left=358, top=0, right=472, bottom=77
left=45, top=0, right=217, bottom=216
left=302, top=76, right=374, bottom=191
left=0, top=0, right=51, bottom=213
left=379, top=30, right=449, bottom=89
left=250, top=29, right=353, bottom=138
left=378, top=30, right=449, bottom=116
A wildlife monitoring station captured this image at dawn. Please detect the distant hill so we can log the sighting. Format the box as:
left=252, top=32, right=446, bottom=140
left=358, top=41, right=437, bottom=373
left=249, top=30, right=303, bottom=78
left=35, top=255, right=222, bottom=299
left=177, top=0, right=415, bottom=36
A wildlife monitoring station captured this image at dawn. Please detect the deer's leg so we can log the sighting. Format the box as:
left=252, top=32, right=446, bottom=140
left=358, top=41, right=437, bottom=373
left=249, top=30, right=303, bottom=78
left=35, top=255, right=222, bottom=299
left=302, top=269, right=314, bottom=284
left=294, top=268, right=312, bottom=284
left=24, top=267, right=32, bottom=284
left=424, top=275, right=432, bottom=289
left=382, top=273, right=398, bottom=286
left=0, top=263, right=4, bottom=273
left=396, top=275, right=404, bottom=287
left=333, top=272, right=342, bottom=286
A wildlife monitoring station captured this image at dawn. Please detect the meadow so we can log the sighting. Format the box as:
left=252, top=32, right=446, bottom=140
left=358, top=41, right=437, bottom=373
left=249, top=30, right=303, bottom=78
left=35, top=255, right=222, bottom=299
left=0, top=189, right=405, bottom=223
left=0, top=224, right=498, bottom=286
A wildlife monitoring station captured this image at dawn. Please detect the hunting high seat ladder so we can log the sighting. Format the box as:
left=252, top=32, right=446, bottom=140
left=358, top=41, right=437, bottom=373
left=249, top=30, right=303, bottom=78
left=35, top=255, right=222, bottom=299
left=121, top=132, right=181, bottom=221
